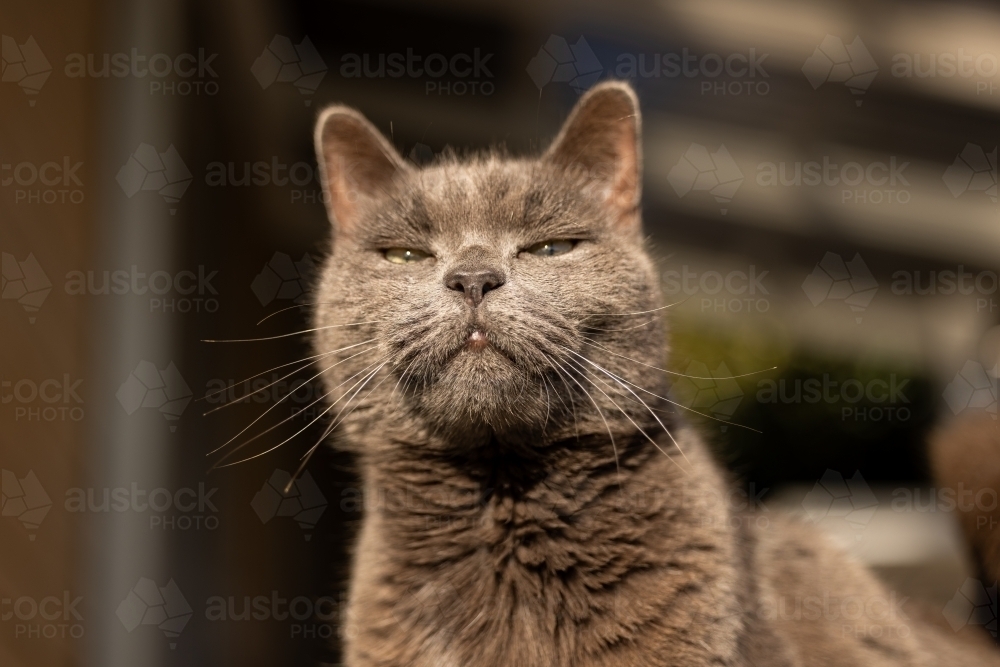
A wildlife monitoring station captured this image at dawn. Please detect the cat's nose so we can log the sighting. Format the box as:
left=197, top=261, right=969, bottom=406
left=444, top=267, right=505, bottom=308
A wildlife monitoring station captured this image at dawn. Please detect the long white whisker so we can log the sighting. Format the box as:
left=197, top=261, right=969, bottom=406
left=577, top=344, right=762, bottom=434
left=202, top=321, right=382, bottom=343
left=255, top=301, right=366, bottom=326
left=214, top=358, right=389, bottom=468
left=201, top=339, right=378, bottom=413
left=581, top=319, right=657, bottom=333
left=581, top=338, right=776, bottom=380
left=207, top=349, right=381, bottom=459
left=563, top=347, right=694, bottom=466
left=545, top=353, right=622, bottom=490
left=288, top=361, right=397, bottom=492
left=576, top=298, right=688, bottom=322
left=198, top=347, right=348, bottom=402
left=562, top=355, right=689, bottom=475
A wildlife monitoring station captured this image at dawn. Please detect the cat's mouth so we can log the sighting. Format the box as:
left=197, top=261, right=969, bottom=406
left=466, top=328, right=489, bottom=351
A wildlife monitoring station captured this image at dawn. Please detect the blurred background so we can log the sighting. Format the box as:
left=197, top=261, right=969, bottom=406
left=3, top=0, right=999, bottom=665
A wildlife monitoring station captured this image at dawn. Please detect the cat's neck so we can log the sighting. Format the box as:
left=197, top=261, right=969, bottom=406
left=345, top=424, right=742, bottom=666
left=356, top=425, right=727, bottom=567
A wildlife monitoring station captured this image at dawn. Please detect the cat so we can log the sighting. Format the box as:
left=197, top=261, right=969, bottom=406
left=308, top=81, right=1000, bottom=666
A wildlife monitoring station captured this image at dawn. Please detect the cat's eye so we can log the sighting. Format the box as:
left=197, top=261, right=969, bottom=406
left=384, top=248, right=431, bottom=264
left=524, top=240, right=576, bottom=257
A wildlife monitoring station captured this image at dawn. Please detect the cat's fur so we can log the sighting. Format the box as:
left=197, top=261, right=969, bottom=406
left=310, top=81, right=1000, bottom=666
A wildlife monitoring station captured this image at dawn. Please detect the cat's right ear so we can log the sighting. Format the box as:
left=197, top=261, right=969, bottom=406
left=314, top=106, right=409, bottom=236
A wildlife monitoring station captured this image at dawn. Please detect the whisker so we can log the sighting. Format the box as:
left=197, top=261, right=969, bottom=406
left=541, top=375, right=552, bottom=430
left=206, top=348, right=381, bottom=458
left=255, top=301, right=357, bottom=326
left=200, top=339, right=378, bottom=413
left=202, top=321, right=382, bottom=343
left=562, top=347, right=694, bottom=466
left=553, top=361, right=580, bottom=440
left=576, top=298, right=688, bottom=321
left=285, top=361, right=396, bottom=493
left=198, top=348, right=340, bottom=403
left=391, top=356, right=419, bottom=399
left=581, top=319, right=656, bottom=333
left=581, top=339, right=776, bottom=380
left=213, top=358, right=389, bottom=469
left=544, top=353, right=622, bottom=490
left=562, top=354, right=689, bottom=475
left=574, top=343, right=761, bottom=434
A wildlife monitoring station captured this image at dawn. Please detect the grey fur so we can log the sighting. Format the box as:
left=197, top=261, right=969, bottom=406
left=310, top=82, right=1000, bottom=666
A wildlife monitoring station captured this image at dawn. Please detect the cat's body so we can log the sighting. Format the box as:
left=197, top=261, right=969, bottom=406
left=309, top=82, right=1000, bottom=666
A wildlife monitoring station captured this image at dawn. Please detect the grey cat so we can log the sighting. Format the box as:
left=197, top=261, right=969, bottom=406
left=309, top=81, right=1000, bottom=666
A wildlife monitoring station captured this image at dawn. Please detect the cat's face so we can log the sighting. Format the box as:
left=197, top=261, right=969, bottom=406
left=312, top=83, right=666, bottom=447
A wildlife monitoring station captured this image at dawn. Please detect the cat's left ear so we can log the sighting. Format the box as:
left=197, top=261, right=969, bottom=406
left=314, top=106, right=410, bottom=236
left=544, top=81, right=641, bottom=230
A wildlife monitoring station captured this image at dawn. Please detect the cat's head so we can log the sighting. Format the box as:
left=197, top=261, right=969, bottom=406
left=311, top=82, right=667, bottom=450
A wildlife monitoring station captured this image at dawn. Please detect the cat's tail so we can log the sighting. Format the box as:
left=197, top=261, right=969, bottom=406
left=929, top=412, right=1000, bottom=583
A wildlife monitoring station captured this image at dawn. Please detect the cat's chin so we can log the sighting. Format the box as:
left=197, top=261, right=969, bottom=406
left=411, top=346, right=550, bottom=438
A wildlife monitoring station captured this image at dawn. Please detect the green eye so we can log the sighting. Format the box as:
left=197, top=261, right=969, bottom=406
left=526, top=240, right=575, bottom=257
left=384, top=248, right=431, bottom=264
